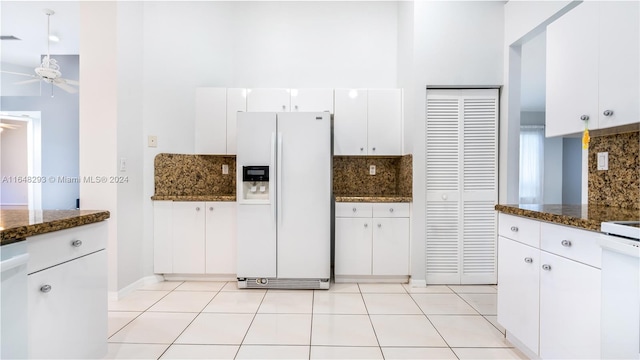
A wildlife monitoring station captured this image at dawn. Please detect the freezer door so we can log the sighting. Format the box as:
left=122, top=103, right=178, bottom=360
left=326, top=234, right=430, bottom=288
left=236, top=204, right=276, bottom=278
left=276, top=112, right=331, bottom=279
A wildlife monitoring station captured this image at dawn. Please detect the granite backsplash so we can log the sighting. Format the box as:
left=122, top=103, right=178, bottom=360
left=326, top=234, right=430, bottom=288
left=588, top=130, right=639, bottom=209
left=154, top=154, right=236, bottom=197
left=333, top=155, right=412, bottom=197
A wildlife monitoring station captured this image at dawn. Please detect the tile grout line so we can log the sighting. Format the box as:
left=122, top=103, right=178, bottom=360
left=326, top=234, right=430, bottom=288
left=154, top=281, right=226, bottom=360
left=448, top=287, right=506, bottom=337
left=357, top=283, right=386, bottom=359
left=232, top=287, right=269, bottom=360
left=308, top=290, right=315, bottom=360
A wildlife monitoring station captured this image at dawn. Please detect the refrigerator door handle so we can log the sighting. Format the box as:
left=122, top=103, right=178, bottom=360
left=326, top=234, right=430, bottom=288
left=277, top=132, right=283, bottom=227
left=271, top=132, right=276, bottom=224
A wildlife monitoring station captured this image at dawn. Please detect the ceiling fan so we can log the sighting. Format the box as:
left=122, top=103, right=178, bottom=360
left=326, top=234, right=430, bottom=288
left=1, top=9, right=78, bottom=94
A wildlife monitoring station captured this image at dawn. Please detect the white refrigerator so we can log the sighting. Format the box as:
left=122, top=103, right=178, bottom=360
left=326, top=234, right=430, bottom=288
left=236, top=112, right=331, bottom=289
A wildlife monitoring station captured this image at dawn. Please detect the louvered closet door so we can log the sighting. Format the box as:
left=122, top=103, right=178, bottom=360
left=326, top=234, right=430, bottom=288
left=426, top=89, right=498, bottom=285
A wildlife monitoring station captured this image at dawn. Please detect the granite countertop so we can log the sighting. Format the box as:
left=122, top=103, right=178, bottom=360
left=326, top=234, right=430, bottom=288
left=151, top=195, right=236, bottom=201
left=335, top=195, right=413, bottom=203
left=495, top=204, right=640, bottom=232
left=0, top=209, right=110, bottom=246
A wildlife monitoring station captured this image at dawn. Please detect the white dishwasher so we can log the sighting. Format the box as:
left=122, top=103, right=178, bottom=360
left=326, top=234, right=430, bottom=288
left=1, top=241, right=29, bottom=359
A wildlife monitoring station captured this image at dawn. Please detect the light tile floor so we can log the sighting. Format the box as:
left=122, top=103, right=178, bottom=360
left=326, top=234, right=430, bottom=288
left=106, top=281, right=527, bottom=360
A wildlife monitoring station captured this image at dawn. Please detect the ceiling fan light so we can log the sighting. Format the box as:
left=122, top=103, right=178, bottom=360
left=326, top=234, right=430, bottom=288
left=48, top=35, right=59, bottom=43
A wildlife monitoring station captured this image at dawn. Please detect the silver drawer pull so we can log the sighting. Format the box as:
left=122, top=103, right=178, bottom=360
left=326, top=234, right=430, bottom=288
left=510, top=226, right=519, bottom=232
left=524, top=257, right=533, bottom=263
left=71, top=240, right=83, bottom=247
left=209, top=207, right=214, bottom=211
left=389, top=208, right=394, bottom=213
left=40, top=285, right=52, bottom=293
left=561, top=240, right=572, bottom=247
left=542, top=264, right=551, bottom=271
left=196, top=207, right=201, bottom=211
left=364, top=223, right=368, bottom=228
left=603, top=109, right=614, bottom=117
left=377, top=223, right=382, bottom=228
left=352, top=208, right=357, bottom=212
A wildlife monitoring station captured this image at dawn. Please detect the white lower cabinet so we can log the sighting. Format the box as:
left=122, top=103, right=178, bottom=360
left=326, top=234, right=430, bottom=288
left=335, top=203, right=410, bottom=279
left=154, top=201, right=237, bottom=275
left=497, top=214, right=601, bottom=359
left=26, top=222, right=108, bottom=359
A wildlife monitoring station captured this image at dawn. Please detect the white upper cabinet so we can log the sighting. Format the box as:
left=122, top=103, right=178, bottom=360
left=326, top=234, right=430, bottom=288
left=546, top=1, right=639, bottom=137
left=226, top=88, right=247, bottom=154
left=334, top=89, right=369, bottom=155
left=334, top=88, right=403, bottom=155
left=597, top=1, right=639, bottom=129
left=367, top=89, right=402, bottom=155
left=246, top=88, right=291, bottom=112
left=195, top=87, right=246, bottom=155
left=195, top=88, right=227, bottom=154
left=290, top=88, right=334, bottom=113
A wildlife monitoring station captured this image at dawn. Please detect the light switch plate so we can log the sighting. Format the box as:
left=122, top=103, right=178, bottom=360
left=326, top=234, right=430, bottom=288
left=369, top=165, right=376, bottom=175
left=222, top=164, right=229, bottom=175
left=148, top=135, right=158, bottom=148
left=597, top=152, right=608, bottom=170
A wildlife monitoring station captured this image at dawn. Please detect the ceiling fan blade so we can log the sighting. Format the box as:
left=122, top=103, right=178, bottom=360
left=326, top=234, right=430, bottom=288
left=14, top=79, right=41, bottom=85
left=54, top=81, right=78, bottom=94
left=1, top=70, right=38, bottom=78
left=62, top=79, right=79, bottom=86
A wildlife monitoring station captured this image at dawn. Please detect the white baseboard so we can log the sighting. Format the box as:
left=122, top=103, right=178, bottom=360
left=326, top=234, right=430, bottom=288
left=109, top=274, right=165, bottom=301
left=163, top=274, right=236, bottom=282
left=334, top=275, right=409, bottom=284
left=409, top=279, right=427, bottom=287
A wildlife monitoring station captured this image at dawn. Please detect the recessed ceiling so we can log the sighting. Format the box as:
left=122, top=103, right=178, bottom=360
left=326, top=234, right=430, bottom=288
left=1, top=1, right=79, bottom=67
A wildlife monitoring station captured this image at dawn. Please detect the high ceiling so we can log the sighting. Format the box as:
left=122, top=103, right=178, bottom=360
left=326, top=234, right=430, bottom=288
left=1, top=1, right=79, bottom=67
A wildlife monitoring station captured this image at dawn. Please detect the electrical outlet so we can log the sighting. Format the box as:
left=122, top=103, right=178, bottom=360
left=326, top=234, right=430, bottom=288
left=597, top=152, right=608, bottom=170
left=119, top=158, right=127, bottom=172
left=148, top=135, right=158, bottom=148
left=369, top=165, right=376, bottom=175
left=222, top=164, right=229, bottom=175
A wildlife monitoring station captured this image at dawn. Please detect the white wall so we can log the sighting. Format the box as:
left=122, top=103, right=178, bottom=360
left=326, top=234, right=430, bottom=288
left=0, top=120, right=28, bottom=205
left=79, top=1, right=118, bottom=292
left=410, top=1, right=504, bottom=284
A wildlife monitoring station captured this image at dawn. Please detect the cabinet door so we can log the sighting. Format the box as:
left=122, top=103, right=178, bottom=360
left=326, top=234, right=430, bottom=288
left=172, top=202, right=206, bottom=274
left=335, top=218, right=372, bottom=276
left=497, top=236, right=540, bottom=355
left=28, top=250, right=107, bottom=359
left=290, top=88, right=334, bottom=113
left=205, top=202, right=237, bottom=274
left=372, top=217, right=409, bottom=276
left=367, top=89, right=402, bottom=155
left=598, top=1, right=640, bottom=129
left=539, top=251, right=601, bottom=359
left=545, top=2, right=599, bottom=137
left=195, top=88, right=227, bottom=154
left=153, top=201, right=173, bottom=273
left=334, top=89, right=368, bottom=155
left=246, top=88, right=290, bottom=112
left=226, top=88, right=247, bottom=155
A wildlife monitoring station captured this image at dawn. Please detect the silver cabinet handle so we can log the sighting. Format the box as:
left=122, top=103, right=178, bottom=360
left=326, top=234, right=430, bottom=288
left=364, top=223, right=368, bottom=228
left=196, top=207, right=201, bottom=211
left=71, top=240, right=82, bottom=247
left=360, top=147, right=364, bottom=151
left=542, top=264, right=551, bottom=271
left=372, top=147, right=376, bottom=151
left=580, top=115, right=589, bottom=121
left=561, top=240, right=572, bottom=247
left=510, top=226, right=519, bottom=232
left=377, top=223, right=382, bottom=228
left=209, top=207, right=214, bottom=211
left=352, top=208, right=357, bottom=212
left=294, top=105, right=299, bottom=110
left=40, top=285, right=52, bottom=293
left=282, top=105, right=286, bottom=110
left=389, top=208, right=394, bottom=213
left=524, top=257, right=533, bottom=263
left=603, top=109, right=614, bottom=117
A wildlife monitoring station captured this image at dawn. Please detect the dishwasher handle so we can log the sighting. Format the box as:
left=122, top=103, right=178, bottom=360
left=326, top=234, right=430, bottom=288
left=0, top=254, right=29, bottom=272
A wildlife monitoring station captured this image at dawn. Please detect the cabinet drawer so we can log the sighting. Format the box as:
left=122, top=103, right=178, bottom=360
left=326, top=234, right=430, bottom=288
left=27, top=222, right=108, bottom=274
left=540, top=222, right=601, bottom=268
left=336, top=203, right=373, bottom=218
left=372, top=203, right=410, bottom=218
left=498, top=213, right=540, bottom=248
